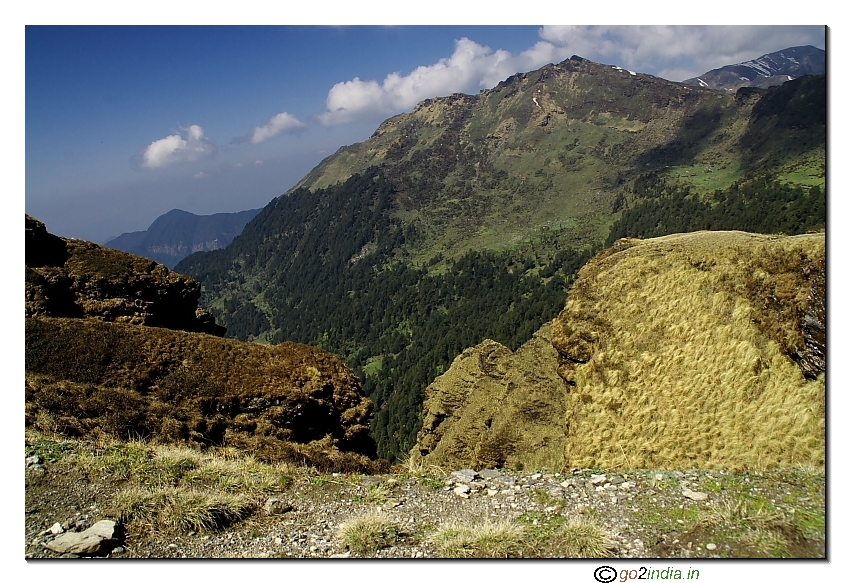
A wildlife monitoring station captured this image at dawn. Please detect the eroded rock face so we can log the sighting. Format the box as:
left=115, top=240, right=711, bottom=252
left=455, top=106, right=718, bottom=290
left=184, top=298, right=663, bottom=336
left=795, top=256, right=825, bottom=379
left=412, top=324, right=569, bottom=472
left=25, top=214, right=225, bottom=336
left=25, top=317, right=383, bottom=471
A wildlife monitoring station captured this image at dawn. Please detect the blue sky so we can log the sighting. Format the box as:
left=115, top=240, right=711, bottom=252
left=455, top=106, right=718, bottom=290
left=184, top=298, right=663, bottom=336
left=24, top=22, right=826, bottom=242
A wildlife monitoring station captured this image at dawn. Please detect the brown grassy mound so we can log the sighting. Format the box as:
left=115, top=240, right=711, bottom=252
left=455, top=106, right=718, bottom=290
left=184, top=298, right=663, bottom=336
left=411, top=324, right=569, bottom=471
left=25, top=214, right=224, bottom=336
left=25, top=317, right=386, bottom=473
left=551, top=231, right=825, bottom=470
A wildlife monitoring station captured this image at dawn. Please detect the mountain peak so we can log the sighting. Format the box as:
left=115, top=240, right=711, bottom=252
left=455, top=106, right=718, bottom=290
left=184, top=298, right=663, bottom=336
left=682, top=45, right=824, bottom=92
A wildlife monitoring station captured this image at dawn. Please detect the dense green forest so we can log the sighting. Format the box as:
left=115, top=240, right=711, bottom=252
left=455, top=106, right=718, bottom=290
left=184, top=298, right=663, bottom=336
left=177, top=168, right=594, bottom=461
left=607, top=173, right=825, bottom=245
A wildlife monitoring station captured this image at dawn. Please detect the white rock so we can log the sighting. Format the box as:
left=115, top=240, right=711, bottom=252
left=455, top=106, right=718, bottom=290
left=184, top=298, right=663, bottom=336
left=451, top=469, right=479, bottom=483
left=453, top=485, right=471, bottom=498
left=45, top=520, right=122, bottom=556
left=706, top=543, right=717, bottom=551
left=682, top=488, right=709, bottom=501
left=590, top=474, right=608, bottom=485
left=49, top=522, right=64, bottom=535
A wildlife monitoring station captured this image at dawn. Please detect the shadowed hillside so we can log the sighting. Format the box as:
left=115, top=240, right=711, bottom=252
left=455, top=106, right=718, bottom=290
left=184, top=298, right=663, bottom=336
left=25, top=317, right=383, bottom=472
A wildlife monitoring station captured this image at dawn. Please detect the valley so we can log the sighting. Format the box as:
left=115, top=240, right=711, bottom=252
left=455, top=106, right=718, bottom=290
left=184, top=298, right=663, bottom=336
left=175, top=57, right=825, bottom=460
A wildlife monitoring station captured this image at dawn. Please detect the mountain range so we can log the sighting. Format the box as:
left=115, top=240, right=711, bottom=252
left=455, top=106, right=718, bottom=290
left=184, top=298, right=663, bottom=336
left=106, top=208, right=261, bottom=268
left=682, top=45, right=824, bottom=92
left=173, top=51, right=825, bottom=461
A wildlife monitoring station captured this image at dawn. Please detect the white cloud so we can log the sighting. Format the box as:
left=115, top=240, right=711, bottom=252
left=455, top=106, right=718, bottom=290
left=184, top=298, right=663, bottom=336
left=250, top=112, right=307, bottom=144
left=141, top=125, right=216, bottom=169
left=319, top=37, right=560, bottom=126
left=537, top=25, right=824, bottom=82
left=193, top=171, right=207, bottom=179
left=317, top=26, right=824, bottom=126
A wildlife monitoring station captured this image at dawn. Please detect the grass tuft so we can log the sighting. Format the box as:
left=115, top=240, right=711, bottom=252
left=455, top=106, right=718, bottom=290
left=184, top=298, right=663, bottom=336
left=429, top=519, right=526, bottom=558
left=110, top=486, right=253, bottom=533
left=56, top=434, right=291, bottom=535
left=552, top=517, right=614, bottom=558
left=338, top=510, right=400, bottom=553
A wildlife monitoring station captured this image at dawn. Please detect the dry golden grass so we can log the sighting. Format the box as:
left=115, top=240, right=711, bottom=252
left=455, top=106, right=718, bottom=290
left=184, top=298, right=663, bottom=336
left=429, top=519, right=527, bottom=558
left=551, top=517, right=614, bottom=558
left=69, top=436, right=292, bottom=533
left=337, top=510, right=400, bottom=553
left=553, top=231, right=825, bottom=470
left=110, top=486, right=253, bottom=533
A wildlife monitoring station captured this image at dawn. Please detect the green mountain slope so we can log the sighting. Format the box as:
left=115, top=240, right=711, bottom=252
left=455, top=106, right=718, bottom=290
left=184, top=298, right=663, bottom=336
left=294, top=57, right=822, bottom=264
left=176, top=56, right=825, bottom=462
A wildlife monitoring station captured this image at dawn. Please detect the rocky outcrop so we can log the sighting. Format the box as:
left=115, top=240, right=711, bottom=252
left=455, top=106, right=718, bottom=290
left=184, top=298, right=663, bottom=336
left=25, top=317, right=383, bottom=471
left=411, top=324, right=569, bottom=471
left=551, top=230, right=825, bottom=470
left=26, top=215, right=225, bottom=336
